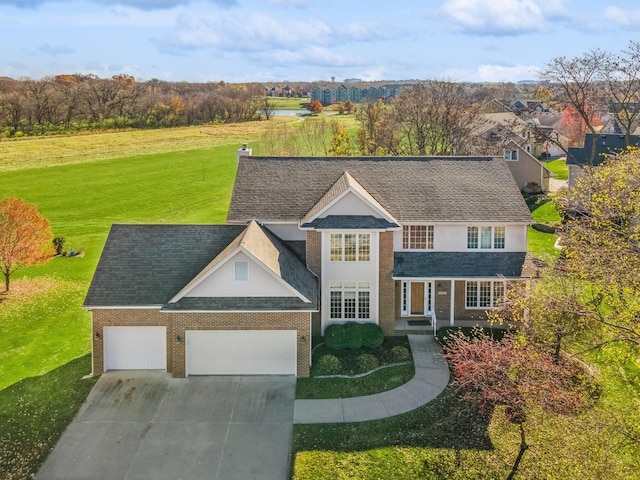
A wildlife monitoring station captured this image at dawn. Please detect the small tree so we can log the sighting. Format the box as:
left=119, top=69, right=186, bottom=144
left=306, top=100, right=323, bottom=115
left=444, top=330, right=590, bottom=479
left=328, top=124, right=352, bottom=156
left=0, top=198, right=54, bottom=291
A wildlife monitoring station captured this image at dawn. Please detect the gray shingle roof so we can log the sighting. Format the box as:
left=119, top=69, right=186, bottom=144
left=301, top=215, right=399, bottom=229
left=567, top=134, right=640, bottom=166
left=163, top=297, right=317, bottom=311
left=228, top=156, right=532, bottom=224
left=393, top=252, right=529, bottom=278
left=84, top=223, right=317, bottom=309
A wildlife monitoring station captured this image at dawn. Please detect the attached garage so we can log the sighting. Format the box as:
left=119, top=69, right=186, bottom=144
left=103, top=326, right=167, bottom=371
left=186, top=330, right=297, bottom=376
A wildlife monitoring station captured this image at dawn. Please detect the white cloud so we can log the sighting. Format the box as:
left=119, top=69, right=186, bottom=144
left=162, top=11, right=391, bottom=54
left=441, top=0, right=569, bottom=35
left=444, top=64, right=541, bottom=82
left=268, top=46, right=365, bottom=67
left=604, top=6, right=640, bottom=30
left=357, top=66, right=388, bottom=82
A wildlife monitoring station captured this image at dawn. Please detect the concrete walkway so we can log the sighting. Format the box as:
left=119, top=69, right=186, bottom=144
left=293, top=335, right=450, bottom=424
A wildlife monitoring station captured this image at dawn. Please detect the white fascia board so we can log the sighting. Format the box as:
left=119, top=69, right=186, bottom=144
left=305, top=187, right=399, bottom=226
left=391, top=276, right=518, bottom=281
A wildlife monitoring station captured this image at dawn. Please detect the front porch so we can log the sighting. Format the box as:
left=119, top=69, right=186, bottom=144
left=394, top=315, right=494, bottom=335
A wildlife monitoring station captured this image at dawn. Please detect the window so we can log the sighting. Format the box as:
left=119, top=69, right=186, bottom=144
left=403, top=225, right=434, bottom=250
left=494, top=226, right=505, bottom=249
left=329, top=233, right=371, bottom=261
left=467, top=226, right=506, bottom=250
left=234, top=261, right=248, bottom=280
left=504, top=149, right=518, bottom=161
left=329, top=281, right=370, bottom=319
left=467, top=226, right=478, bottom=249
left=465, top=281, right=505, bottom=309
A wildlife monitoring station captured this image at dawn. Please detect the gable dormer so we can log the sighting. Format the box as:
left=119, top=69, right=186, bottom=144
left=300, top=171, right=399, bottom=230
left=169, top=221, right=316, bottom=306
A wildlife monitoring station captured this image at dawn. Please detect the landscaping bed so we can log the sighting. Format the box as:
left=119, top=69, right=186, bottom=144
left=311, top=335, right=413, bottom=377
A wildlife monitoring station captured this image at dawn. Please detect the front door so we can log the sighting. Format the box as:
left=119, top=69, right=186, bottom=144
left=410, top=282, right=425, bottom=315
left=408, top=281, right=433, bottom=316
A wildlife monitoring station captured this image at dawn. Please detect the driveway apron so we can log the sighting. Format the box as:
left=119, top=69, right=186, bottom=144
left=36, top=372, right=296, bottom=480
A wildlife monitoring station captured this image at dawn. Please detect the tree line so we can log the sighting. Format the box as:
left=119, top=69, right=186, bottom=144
left=0, top=74, right=265, bottom=136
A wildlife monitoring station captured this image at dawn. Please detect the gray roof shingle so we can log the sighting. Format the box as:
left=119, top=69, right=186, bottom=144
left=301, top=215, right=399, bottom=229
left=84, top=223, right=317, bottom=309
left=567, top=134, right=640, bottom=166
left=393, top=251, right=529, bottom=278
left=228, top=156, right=532, bottom=224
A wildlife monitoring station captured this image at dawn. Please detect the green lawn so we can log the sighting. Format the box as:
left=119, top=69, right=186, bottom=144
left=544, top=157, right=569, bottom=180
left=0, top=144, right=237, bottom=391
left=526, top=195, right=561, bottom=259
left=296, top=364, right=415, bottom=399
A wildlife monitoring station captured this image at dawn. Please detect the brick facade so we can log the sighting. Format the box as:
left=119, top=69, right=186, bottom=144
left=92, top=309, right=311, bottom=378
left=306, top=231, right=322, bottom=336
left=378, top=231, right=396, bottom=335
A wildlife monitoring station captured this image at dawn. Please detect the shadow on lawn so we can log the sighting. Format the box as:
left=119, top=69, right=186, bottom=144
left=0, top=354, right=96, bottom=480
left=292, top=385, right=493, bottom=453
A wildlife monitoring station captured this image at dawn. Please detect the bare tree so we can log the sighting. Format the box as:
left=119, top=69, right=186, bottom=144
left=604, top=41, right=640, bottom=146
left=539, top=50, right=608, bottom=163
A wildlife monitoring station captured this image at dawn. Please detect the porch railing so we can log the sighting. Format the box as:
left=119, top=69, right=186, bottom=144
left=430, top=311, right=437, bottom=336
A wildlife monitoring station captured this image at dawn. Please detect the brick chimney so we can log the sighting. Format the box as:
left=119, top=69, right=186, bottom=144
left=237, top=143, right=252, bottom=164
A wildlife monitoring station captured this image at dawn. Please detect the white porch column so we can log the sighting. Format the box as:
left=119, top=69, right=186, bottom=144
left=449, top=279, right=455, bottom=326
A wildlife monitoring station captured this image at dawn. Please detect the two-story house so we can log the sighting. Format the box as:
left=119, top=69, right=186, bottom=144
left=84, top=147, right=533, bottom=379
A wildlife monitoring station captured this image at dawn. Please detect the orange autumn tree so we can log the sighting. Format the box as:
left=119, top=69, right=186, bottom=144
left=0, top=198, right=54, bottom=292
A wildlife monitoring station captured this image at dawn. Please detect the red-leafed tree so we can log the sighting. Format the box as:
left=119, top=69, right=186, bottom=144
left=443, top=330, right=591, bottom=480
left=560, top=104, right=602, bottom=147
left=306, top=100, right=323, bottom=114
left=0, top=198, right=54, bottom=291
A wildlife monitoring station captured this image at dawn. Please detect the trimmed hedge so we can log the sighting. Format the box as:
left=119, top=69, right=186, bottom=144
left=390, top=345, right=411, bottom=362
left=356, top=353, right=379, bottom=373
left=361, top=322, right=384, bottom=348
left=325, top=322, right=384, bottom=351
left=325, top=324, right=348, bottom=350
left=344, top=322, right=364, bottom=349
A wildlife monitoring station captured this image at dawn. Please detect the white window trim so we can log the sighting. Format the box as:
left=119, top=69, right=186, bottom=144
left=503, top=149, right=518, bottom=161
left=234, top=260, right=249, bottom=281
left=402, top=224, right=435, bottom=250
left=329, top=281, right=371, bottom=320
left=465, top=280, right=505, bottom=309
left=467, top=226, right=506, bottom=250
left=329, top=233, right=371, bottom=262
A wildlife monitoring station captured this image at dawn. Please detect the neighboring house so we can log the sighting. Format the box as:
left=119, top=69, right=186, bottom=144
left=566, top=133, right=640, bottom=187
left=474, top=113, right=554, bottom=192
left=85, top=147, right=534, bottom=379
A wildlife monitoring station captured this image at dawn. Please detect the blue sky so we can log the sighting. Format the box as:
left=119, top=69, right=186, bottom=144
left=1, top=0, right=639, bottom=83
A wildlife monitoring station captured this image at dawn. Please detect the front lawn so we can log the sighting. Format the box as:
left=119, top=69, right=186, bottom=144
left=292, top=345, right=640, bottom=479
left=0, top=355, right=97, bottom=479
left=296, top=364, right=415, bottom=399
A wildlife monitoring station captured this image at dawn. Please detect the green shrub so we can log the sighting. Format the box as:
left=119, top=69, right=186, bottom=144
left=325, top=324, right=348, bottom=350
left=343, top=322, right=363, bottom=349
left=361, top=323, right=384, bottom=348
left=390, top=345, right=410, bottom=362
left=356, top=353, right=379, bottom=374
left=315, top=354, right=341, bottom=375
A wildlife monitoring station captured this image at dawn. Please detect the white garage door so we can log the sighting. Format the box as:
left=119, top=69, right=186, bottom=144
left=186, top=330, right=297, bottom=376
left=103, top=326, right=167, bottom=371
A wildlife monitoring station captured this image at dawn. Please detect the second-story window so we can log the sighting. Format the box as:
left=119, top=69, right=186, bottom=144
left=402, top=225, right=434, bottom=249
left=504, top=149, right=518, bottom=161
left=467, top=226, right=506, bottom=250
left=330, top=233, right=371, bottom=261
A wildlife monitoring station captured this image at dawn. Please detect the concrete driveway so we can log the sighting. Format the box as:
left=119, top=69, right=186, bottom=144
left=37, top=371, right=296, bottom=480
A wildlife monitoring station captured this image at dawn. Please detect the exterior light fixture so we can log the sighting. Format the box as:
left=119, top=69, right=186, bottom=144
left=94, top=332, right=101, bottom=340
left=300, top=335, right=306, bottom=343
left=176, top=335, right=182, bottom=343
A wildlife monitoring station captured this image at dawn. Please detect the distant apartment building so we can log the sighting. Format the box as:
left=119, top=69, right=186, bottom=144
left=310, top=82, right=409, bottom=105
